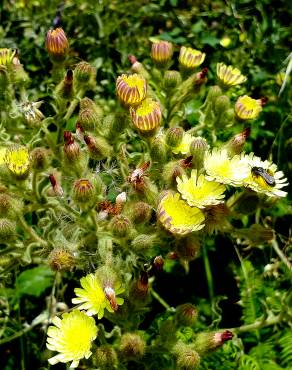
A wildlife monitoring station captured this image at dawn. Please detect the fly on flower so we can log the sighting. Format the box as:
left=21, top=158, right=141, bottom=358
left=251, top=167, right=276, bottom=187
left=128, top=161, right=150, bottom=191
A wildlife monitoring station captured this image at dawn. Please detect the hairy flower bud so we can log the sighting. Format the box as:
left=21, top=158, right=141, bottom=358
left=150, top=135, right=167, bottom=163
left=163, top=70, right=182, bottom=89
left=214, top=95, right=230, bottom=114
left=55, top=70, right=74, bottom=100
left=225, top=127, right=251, bottom=156
left=94, top=346, right=118, bottom=369
left=103, top=112, right=128, bottom=139
left=45, top=27, right=69, bottom=62
left=206, top=85, right=222, bottom=103
left=130, top=201, right=152, bottom=224
left=63, top=131, right=81, bottom=162
left=110, top=215, right=131, bottom=237
left=48, top=247, right=75, bottom=271
left=120, top=333, right=146, bottom=359
left=162, top=161, right=186, bottom=188
left=151, top=40, right=173, bottom=65
left=84, top=135, right=112, bottom=160
left=131, top=234, right=157, bottom=251
left=166, top=127, right=184, bottom=147
left=175, top=303, right=198, bottom=326
left=173, top=342, right=200, bottom=370
left=48, top=174, right=64, bottom=197
left=194, top=330, right=233, bottom=355
left=72, top=179, right=95, bottom=207
left=78, top=97, right=103, bottom=131
left=74, top=61, right=95, bottom=83
left=30, top=147, right=48, bottom=171
left=0, top=218, right=15, bottom=240
left=190, top=137, right=209, bottom=171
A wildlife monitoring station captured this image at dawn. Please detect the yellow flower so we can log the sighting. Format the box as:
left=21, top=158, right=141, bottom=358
left=116, top=74, right=147, bottom=106
left=4, top=145, right=30, bottom=177
left=72, top=273, right=124, bottom=319
left=172, top=133, right=194, bottom=155
left=157, top=192, right=205, bottom=235
left=220, top=36, right=232, bottom=48
left=46, top=310, right=97, bottom=368
left=235, top=95, right=262, bottom=120
left=45, top=27, right=69, bottom=59
left=151, top=40, right=173, bottom=64
left=179, top=46, right=206, bottom=69
left=177, top=170, right=226, bottom=208
left=204, top=149, right=249, bottom=186
left=243, top=153, right=288, bottom=197
left=216, top=63, right=247, bottom=87
left=0, top=48, right=17, bottom=66
left=130, top=98, right=162, bottom=132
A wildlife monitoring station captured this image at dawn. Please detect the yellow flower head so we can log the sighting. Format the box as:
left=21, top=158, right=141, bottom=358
left=243, top=153, right=288, bottom=197
left=235, top=95, right=262, bottom=120
left=0, top=48, right=17, bottom=66
left=130, top=98, right=162, bottom=132
left=72, top=273, right=124, bottom=319
left=157, top=192, right=205, bottom=235
left=46, top=310, right=97, bottom=368
left=216, top=63, right=247, bottom=87
left=179, top=46, right=206, bottom=69
left=116, top=74, right=147, bottom=106
left=45, top=27, right=69, bottom=58
left=151, top=40, right=173, bottom=64
left=220, top=36, right=232, bottom=48
left=204, top=149, right=249, bottom=186
left=172, top=133, right=194, bottom=155
left=4, top=145, right=30, bottom=177
left=177, top=170, right=226, bottom=208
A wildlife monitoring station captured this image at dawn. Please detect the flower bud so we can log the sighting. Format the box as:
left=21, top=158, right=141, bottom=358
left=72, top=179, right=95, bottom=207
left=128, top=55, right=150, bottom=79
left=78, top=97, right=103, bottom=131
left=131, top=234, right=157, bottom=251
left=116, top=74, right=147, bottom=106
left=175, top=303, right=198, bottom=326
left=194, top=330, right=233, bottom=355
left=45, top=27, right=69, bottom=62
left=48, top=247, right=75, bottom=271
left=216, top=63, right=246, bottom=88
left=176, top=236, right=201, bottom=262
left=163, top=70, right=182, bottom=89
left=20, top=101, right=44, bottom=126
left=0, top=193, right=14, bottom=218
left=110, top=215, right=131, bottom=237
left=206, top=85, right=222, bottom=103
left=235, top=95, right=263, bottom=121
left=11, top=61, right=30, bottom=87
left=55, top=70, right=74, bottom=100
left=94, top=346, right=118, bottom=369
left=74, top=61, right=95, bottom=83
left=120, top=333, right=146, bottom=359
left=214, top=95, right=230, bottom=114
left=103, top=112, right=128, bottom=139
left=150, top=135, right=167, bottom=163
left=48, top=174, right=64, bottom=197
left=130, top=98, right=162, bottom=134
left=130, top=270, right=149, bottom=300
left=179, top=46, right=206, bottom=70
left=84, top=135, right=112, bottom=160
left=166, top=127, right=184, bottom=147
left=224, top=127, right=251, bottom=156
left=190, top=137, right=208, bottom=171
left=130, top=201, right=152, bottom=224
left=151, top=40, right=173, bottom=65
left=203, top=204, right=230, bottom=234
left=0, top=218, right=15, bottom=240
left=63, top=131, right=81, bottom=162
left=173, top=342, right=200, bottom=370
left=162, top=161, right=186, bottom=188
left=30, top=147, right=48, bottom=171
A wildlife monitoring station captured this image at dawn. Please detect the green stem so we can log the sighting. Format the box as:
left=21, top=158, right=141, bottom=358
left=32, top=171, right=41, bottom=203
left=202, top=243, right=214, bottom=309
left=230, top=312, right=283, bottom=334
left=271, top=239, right=292, bottom=270
left=18, top=215, right=47, bottom=246
left=151, top=288, right=171, bottom=310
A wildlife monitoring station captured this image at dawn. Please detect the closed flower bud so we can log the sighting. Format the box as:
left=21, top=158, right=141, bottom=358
left=103, top=112, right=128, bottom=139
left=206, top=85, right=222, bottom=103
left=176, top=236, right=201, bottom=262
left=110, top=215, right=131, bottom=237
left=175, top=303, right=198, bottom=326
left=173, top=342, right=200, bottom=370
left=179, top=46, right=206, bottom=70
left=214, top=95, right=230, bottom=114
left=203, top=204, right=230, bottom=234
left=63, top=131, right=81, bottom=162
left=0, top=193, right=14, bottom=217
left=74, top=61, right=95, bottom=83
left=219, top=108, right=234, bottom=126
left=84, top=135, right=112, bottom=160
left=224, top=127, right=251, bottom=156
left=0, top=218, right=15, bottom=240
left=162, top=161, right=186, bottom=188
left=166, top=127, right=184, bottom=147
left=72, top=178, right=95, bottom=207
left=130, top=201, right=152, bottom=224
left=94, top=346, right=118, bottom=369
left=128, top=55, right=150, bottom=79
left=79, top=97, right=103, bottom=131
left=48, top=247, right=75, bottom=271
left=55, top=70, right=74, bottom=100
left=130, top=98, right=162, bottom=134
left=11, top=62, right=30, bottom=86
left=30, top=147, right=48, bottom=171
left=194, top=330, right=233, bottom=356
left=120, top=333, right=146, bottom=359
left=150, top=135, right=167, bottom=163
left=48, top=174, right=64, bottom=197
left=151, top=40, right=173, bottom=65
left=116, top=74, right=147, bottom=106
left=163, top=70, right=182, bottom=89
left=131, top=270, right=149, bottom=299
left=45, top=27, right=69, bottom=62
left=190, top=137, right=209, bottom=171
left=131, top=234, right=157, bottom=251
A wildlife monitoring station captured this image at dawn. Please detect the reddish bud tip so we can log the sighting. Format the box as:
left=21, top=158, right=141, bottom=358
left=260, top=97, right=268, bottom=106
left=128, top=55, right=137, bottom=64
left=49, top=174, right=57, bottom=187
left=64, top=130, right=74, bottom=144
left=200, top=67, right=208, bottom=78
left=66, top=69, right=73, bottom=81
left=221, top=330, right=233, bottom=342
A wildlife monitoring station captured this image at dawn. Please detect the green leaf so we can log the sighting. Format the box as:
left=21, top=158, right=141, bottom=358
left=201, top=34, right=219, bottom=47
left=16, top=266, right=54, bottom=297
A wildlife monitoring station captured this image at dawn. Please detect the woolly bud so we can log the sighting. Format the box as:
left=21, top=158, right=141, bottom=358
left=130, top=201, right=152, bottom=224
left=78, top=97, right=103, bottom=131
left=162, top=161, right=186, bottom=188
left=130, top=270, right=149, bottom=299
left=150, top=135, right=167, bottom=163
left=151, top=40, right=173, bottom=65
left=103, top=112, right=128, bottom=139
left=72, top=179, right=95, bottom=207
left=166, top=127, right=184, bottom=147
left=94, top=346, right=118, bottom=369
left=120, top=333, right=146, bottom=359
left=48, top=174, right=64, bottom=197
left=45, top=27, right=69, bottom=62
left=163, top=70, right=182, bottom=89
left=11, top=62, right=30, bottom=87
left=225, top=127, right=251, bottom=156
left=0, top=193, right=14, bottom=217
left=48, top=247, right=75, bottom=271
left=190, top=137, right=208, bottom=171
left=84, top=135, right=112, bottom=160
left=63, top=131, right=81, bottom=162
left=74, top=61, right=95, bottom=83
left=55, top=70, right=74, bottom=100
left=0, top=218, right=15, bottom=240
left=176, top=236, right=201, bottom=262
left=206, top=85, right=222, bottom=103
left=173, top=342, right=200, bottom=370
left=194, top=330, right=233, bottom=356
left=110, top=215, right=131, bottom=237
left=131, top=234, right=157, bottom=251
left=30, top=147, right=48, bottom=171
left=214, top=95, right=230, bottom=114
left=175, top=303, right=198, bottom=326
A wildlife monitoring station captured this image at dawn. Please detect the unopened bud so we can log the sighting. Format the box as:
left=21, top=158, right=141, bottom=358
left=48, top=247, right=75, bottom=271
left=130, top=201, right=152, bottom=224
left=150, top=135, right=167, bottom=163
left=190, top=137, right=209, bottom=171
left=84, top=135, right=112, bottom=160
left=162, top=161, right=186, bottom=188
left=45, top=27, right=69, bottom=62
left=55, top=70, right=74, bottom=100
left=94, top=346, right=118, bottom=369
left=173, top=342, right=200, bottom=370
left=214, top=95, right=230, bottom=114
left=103, top=112, right=128, bottom=139
left=131, top=234, right=157, bottom=251
left=128, top=55, right=150, bottom=78
left=0, top=218, right=15, bottom=240
left=49, top=174, right=64, bottom=197
left=72, top=179, right=95, bottom=207
left=63, top=131, right=81, bottom=162
left=110, top=215, right=131, bottom=237
left=194, top=330, right=233, bottom=355
left=74, top=61, right=95, bottom=83
left=176, top=236, right=200, bottom=262
left=78, top=97, right=103, bottom=131
left=194, top=67, right=208, bottom=86
left=151, top=40, right=173, bottom=66
left=166, top=127, right=184, bottom=147
left=163, top=70, right=182, bottom=89
left=30, top=147, right=48, bottom=171
left=120, top=333, right=146, bottom=359
left=175, top=303, right=198, bottom=326
left=206, top=85, right=222, bottom=103
left=225, top=127, right=251, bottom=156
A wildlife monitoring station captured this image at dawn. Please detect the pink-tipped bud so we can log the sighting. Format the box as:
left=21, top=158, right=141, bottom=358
left=49, top=174, right=64, bottom=197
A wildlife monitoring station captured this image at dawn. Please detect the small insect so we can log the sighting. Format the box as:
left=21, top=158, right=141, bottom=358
left=251, top=166, right=276, bottom=187
left=128, top=161, right=150, bottom=191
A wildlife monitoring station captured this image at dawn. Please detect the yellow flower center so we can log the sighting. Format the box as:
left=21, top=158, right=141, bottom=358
left=123, top=75, right=145, bottom=97
left=5, top=146, right=29, bottom=176
left=136, top=99, right=156, bottom=116
left=239, top=96, right=260, bottom=110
